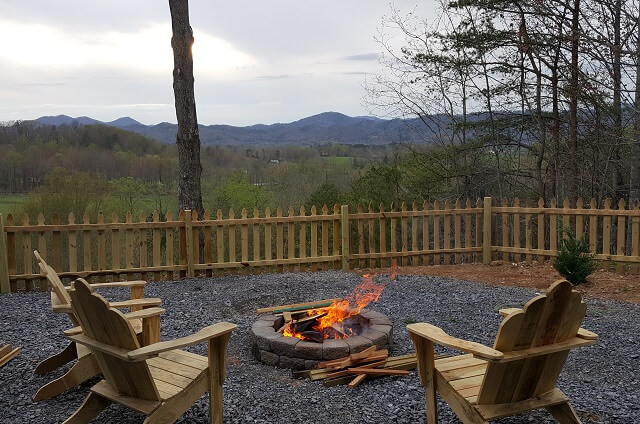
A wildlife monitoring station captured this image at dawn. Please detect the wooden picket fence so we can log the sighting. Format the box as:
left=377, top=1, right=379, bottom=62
left=1, top=197, right=639, bottom=293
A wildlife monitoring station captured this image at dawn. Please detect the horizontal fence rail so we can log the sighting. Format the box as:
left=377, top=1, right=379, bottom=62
left=1, top=197, right=639, bottom=293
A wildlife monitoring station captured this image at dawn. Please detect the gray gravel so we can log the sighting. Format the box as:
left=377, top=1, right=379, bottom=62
left=1, top=271, right=638, bottom=423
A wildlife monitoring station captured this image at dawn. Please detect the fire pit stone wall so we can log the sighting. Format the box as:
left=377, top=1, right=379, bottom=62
left=251, top=309, right=393, bottom=370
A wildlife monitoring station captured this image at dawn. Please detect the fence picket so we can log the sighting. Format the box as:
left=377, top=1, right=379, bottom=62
left=265, top=208, right=272, bottom=269
left=390, top=203, right=397, bottom=263
left=454, top=199, right=461, bottom=264
left=166, top=211, right=175, bottom=279
left=443, top=200, right=451, bottom=265
left=81, top=213, right=91, bottom=275
left=276, top=207, right=284, bottom=272
left=501, top=198, right=509, bottom=261
left=513, top=198, right=521, bottom=262
left=632, top=202, right=640, bottom=273
left=589, top=198, right=597, bottom=254
left=464, top=199, right=472, bottom=264
left=97, top=212, right=106, bottom=275
left=68, top=213, right=77, bottom=276
left=576, top=198, right=584, bottom=240
left=287, top=206, right=295, bottom=272
left=253, top=208, right=261, bottom=271
left=379, top=203, right=387, bottom=267
left=111, top=213, right=120, bottom=273
left=310, top=206, right=317, bottom=265
left=299, top=206, right=307, bottom=270
left=433, top=200, right=441, bottom=265
left=603, top=199, right=612, bottom=262
left=422, top=201, right=430, bottom=265
left=537, top=198, right=545, bottom=264
left=357, top=204, right=365, bottom=269
left=617, top=199, right=626, bottom=272
left=525, top=201, right=532, bottom=264
left=368, top=204, right=375, bottom=269
left=333, top=204, right=341, bottom=269
left=412, top=202, right=419, bottom=266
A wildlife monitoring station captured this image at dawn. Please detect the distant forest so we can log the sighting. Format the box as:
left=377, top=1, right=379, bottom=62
left=0, top=121, right=408, bottom=220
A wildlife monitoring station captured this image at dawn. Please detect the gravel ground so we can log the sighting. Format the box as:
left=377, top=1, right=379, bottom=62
left=1, top=270, right=638, bottom=423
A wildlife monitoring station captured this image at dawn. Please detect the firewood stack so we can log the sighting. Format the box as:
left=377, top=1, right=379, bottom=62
left=294, top=345, right=446, bottom=388
left=0, top=344, right=21, bottom=368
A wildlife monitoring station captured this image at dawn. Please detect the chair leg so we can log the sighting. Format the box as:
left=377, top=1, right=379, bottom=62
left=410, top=333, right=438, bottom=424
left=62, top=392, right=111, bottom=424
left=209, top=332, right=232, bottom=424
left=33, top=354, right=100, bottom=401
left=547, top=402, right=582, bottom=424
left=34, top=342, right=78, bottom=374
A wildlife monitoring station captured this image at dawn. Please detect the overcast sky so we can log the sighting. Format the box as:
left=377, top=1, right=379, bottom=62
left=0, top=1, right=433, bottom=126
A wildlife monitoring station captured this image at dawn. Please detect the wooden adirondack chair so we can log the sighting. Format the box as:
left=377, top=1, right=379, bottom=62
left=64, top=278, right=236, bottom=424
left=33, top=250, right=163, bottom=401
left=407, top=280, right=598, bottom=423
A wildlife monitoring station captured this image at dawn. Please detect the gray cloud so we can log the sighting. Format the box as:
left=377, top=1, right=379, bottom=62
left=343, top=53, right=379, bottom=62
left=254, top=74, right=293, bottom=80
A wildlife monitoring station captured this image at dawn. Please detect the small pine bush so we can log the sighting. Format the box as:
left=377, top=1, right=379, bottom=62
left=553, top=226, right=596, bottom=285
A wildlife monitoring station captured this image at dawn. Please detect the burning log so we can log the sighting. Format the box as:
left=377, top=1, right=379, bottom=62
left=300, top=331, right=324, bottom=343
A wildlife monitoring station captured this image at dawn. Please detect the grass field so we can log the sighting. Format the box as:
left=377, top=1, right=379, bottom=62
left=0, top=194, right=27, bottom=216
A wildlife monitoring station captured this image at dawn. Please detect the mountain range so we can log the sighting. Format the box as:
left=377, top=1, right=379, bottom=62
left=33, top=112, right=426, bottom=146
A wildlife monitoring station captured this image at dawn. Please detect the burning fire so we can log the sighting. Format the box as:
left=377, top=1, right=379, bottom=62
left=282, top=268, right=396, bottom=341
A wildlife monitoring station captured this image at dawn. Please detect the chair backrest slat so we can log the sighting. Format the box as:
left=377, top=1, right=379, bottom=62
left=34, top=250, right=72, bottom=305
left=477, top=280, right=586, bottom=405
left=70, top=279, right=160, bottom=401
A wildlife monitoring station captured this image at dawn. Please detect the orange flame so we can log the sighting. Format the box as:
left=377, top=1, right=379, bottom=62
left=312, top=273, right=386, bottom=334
left=281, top=266, right=397, bottom=341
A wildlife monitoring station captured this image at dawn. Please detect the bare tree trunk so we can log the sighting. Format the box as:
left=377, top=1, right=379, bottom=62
left=612, top=0, right=625, bottom=202
left=631, top=11, right=640, bottom=205
left=568, top=0, right=581, bottom=202
left=169, top=0, right=204, bottom=217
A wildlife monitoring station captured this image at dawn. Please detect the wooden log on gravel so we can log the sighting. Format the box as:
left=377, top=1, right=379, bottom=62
left=0, top=344, right=21, bottom=368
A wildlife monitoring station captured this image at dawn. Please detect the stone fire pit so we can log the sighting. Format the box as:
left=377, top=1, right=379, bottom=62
left=251, top=308, right=393, bottom=370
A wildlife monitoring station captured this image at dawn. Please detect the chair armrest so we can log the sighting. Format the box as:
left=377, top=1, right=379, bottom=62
left=127, top=322, right=237, bottom=361
left=64, top=326, right=84, bottom=337
left=52, top=304, right=73, bottom=313
left=407, top=323, right=503, bottom=361
left=66, top=334, right=131, bottom=361
left=123, top=307, right=165, bottom=320
left=498, top=307, right=521, bottom=317
left=63, top=307, right=165, bottom=337
left=54, top=298, right=161, bottom=313
left=110, top=298, right=162, bottom=309
left=64, top=280, right=148, bottom=290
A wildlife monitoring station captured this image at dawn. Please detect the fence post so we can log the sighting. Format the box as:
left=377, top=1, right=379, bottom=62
left=184, top=210, right=195, bottom=278
left=483, top=197, right=492, bottom=265
left=341, top=205, right=350, bottom=271
left=0, top=214, right=10, bottom=293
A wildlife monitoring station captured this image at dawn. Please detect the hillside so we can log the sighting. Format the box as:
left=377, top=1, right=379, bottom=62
left=34, top=112, right=431, bottom=146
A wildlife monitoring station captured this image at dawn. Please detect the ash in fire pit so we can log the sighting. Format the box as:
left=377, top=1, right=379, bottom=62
left=252, top=274, right=394, bottom=370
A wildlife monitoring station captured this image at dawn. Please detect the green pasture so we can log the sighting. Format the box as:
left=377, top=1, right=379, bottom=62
left=0, top=194, right=27, bottom=216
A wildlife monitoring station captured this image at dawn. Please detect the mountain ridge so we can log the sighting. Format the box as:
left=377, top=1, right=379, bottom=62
left=33, top=112, right=426, bottom=146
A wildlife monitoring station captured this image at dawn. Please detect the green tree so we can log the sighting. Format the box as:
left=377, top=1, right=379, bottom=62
left=207, top=172, right=275, bottom=213
left=306, top=182, right=343, bottom=209
left=19, top=167, right=108, bottom=221
left=108, top=176, right=148, bottom=215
